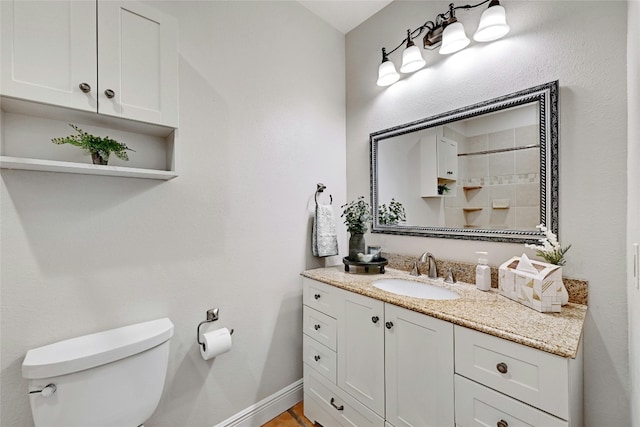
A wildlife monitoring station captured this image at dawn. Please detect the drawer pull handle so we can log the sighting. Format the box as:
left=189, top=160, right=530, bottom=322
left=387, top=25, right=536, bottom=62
left=314, top=324, right=321, bottom=331
left=314, top=293, right=321, bottom=300
left=79, top=82, right=91, bottom=93
left=104, top=89, right=115, bottom=99
left=330, top=397, right=344, bottom=411
left=385, top=321, right=394, bottom=329
left=497, top=420, right=509, bottom=427
left=496, top=362, right=508, bottom=374
left=372, top=316, right=379, bottom=324
left=314, top=355, right=321, bottom=362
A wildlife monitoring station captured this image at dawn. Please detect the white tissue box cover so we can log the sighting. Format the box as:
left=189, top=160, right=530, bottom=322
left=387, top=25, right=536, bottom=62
left=498, top=256, right=564, bottom=313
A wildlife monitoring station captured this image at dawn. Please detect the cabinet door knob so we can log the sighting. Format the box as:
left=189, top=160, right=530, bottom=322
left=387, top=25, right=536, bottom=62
left=314, top=293, right=321, bottom=300
left=79, top=82, right=91, bottom=93
left=371, top=316, right=379, bottom=324
left=314, top=324, right=321, bottom=331
left=385, top=321, right=394, bottom=329
left=314, top=355, right=320, bottom=362
left=496, top=362, right=508, bottom=374
left=497, top=420, right=509, bottom=427
left=330, top=397, right=344, bottom=411
left=104, top=89, right=115, bottom=99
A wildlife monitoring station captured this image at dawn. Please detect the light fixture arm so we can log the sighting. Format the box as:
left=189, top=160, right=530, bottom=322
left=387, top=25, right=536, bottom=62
left=379, top=0, right=494, bottom=55
left=377, top=0, right=508, bottom=86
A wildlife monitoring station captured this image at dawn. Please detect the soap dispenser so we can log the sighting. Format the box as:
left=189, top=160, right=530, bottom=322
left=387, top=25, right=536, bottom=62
left=476, top=251, right=491, bottom=291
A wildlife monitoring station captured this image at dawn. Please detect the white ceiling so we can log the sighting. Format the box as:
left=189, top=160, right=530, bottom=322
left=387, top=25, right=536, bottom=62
left=297, top=0, right=393, bottom=34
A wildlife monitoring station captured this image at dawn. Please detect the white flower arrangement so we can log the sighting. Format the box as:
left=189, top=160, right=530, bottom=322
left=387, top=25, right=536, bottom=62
left=525, top=224, right=571, bottom=266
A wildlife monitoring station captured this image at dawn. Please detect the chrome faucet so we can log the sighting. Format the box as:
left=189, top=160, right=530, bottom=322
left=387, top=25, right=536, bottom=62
left=409, top=252, right=438, bottom=278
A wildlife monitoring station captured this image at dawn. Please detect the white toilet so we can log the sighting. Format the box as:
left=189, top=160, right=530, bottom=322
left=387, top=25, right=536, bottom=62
left=22, top=318, right=174, bottom=427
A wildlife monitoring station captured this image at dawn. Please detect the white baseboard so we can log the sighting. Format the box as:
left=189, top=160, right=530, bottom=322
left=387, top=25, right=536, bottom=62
left=213, top=379, right=303, bottom=427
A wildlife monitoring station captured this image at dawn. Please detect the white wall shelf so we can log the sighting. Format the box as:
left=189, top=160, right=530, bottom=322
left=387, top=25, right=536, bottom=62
left=0, top=156, right=177, bottom=180
left=1, top=97, right=178, bottom=180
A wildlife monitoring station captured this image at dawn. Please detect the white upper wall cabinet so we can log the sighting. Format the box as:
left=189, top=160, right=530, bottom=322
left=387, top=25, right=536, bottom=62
left=97, top=1, right=178, bottom=127
left=1, top=0, right=178, bottom=128
left=1, top=1, right=97, bottom=112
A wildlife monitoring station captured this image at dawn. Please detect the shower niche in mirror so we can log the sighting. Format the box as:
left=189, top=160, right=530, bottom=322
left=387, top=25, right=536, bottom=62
left=370, top=81, right=558, bottom=243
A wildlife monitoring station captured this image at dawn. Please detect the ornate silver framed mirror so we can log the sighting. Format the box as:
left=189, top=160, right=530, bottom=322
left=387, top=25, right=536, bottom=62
left=370, top=81, right=558, bottom=243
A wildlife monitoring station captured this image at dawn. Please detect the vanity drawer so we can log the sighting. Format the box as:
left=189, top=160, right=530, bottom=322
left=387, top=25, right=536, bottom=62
left=455, top=375, right=567, bottom=427
left=303, top=278, right=340, bottom=318
left=304, top=369, right=385, bottom=427
left=454, top=326, right=570, bottom=420
left=303, top=334, right=337, bottom=384
left=303, top=306, right=337, bottom=351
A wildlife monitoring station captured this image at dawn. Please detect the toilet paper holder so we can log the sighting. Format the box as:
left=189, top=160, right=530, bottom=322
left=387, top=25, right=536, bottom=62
left=197, top=308, right=234, bottom=350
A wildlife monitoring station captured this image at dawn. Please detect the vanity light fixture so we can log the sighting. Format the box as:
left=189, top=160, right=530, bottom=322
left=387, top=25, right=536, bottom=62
left=377, top=0, right=510, bottom=86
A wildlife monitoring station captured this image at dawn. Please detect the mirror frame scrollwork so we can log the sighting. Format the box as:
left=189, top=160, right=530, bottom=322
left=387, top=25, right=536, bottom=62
left=370, top=81, right=558, bottom=243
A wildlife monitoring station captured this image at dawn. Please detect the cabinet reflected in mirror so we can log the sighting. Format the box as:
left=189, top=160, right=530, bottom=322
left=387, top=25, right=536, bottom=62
left=371, top=81, right=558, bottom=243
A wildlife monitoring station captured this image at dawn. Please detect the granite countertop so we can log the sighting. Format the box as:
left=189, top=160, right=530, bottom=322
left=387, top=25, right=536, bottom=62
left=301, top=266, right=587, bottom=358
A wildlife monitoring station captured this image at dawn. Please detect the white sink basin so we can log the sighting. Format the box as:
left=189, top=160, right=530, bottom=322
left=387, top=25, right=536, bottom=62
left=373, top=278, right=460, bottom=300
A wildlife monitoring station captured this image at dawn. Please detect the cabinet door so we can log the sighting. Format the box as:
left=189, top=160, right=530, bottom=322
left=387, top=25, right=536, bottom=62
left=437, top=137, right=458, bottom=181
left=385, top=304, right=454, bottom=427
left=97, top=1, right=178, bottom=127
left=337, top=291, right=385, bottom=417
left=1, top=0, right=96, bottom=111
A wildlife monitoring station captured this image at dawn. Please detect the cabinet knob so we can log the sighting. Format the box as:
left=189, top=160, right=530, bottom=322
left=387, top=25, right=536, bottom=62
left=371, top=316, right=379, bottom=324
left=496, top=362, right=508, bottom=374
left=497, top=420, right=509, bottom=427
left=314, top=324, right=321, bottom=331
left=314, top=294, right=321, bottom=300
left=314, top=355, right=321, bottom=362
left=79, top=82, right=91, bottom=93
left=330, top=397, right=344, bottom=411
left=104, top=89, right=115, bottom=99
left=385, top=321, right=394, bottom=329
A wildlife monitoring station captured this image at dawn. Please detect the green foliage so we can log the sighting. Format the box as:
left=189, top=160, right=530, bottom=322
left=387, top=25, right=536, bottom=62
left=52, top=124, right=134, bottom=162
left=437, top=184, right=450, bottom=195
left=341, top=196, right=372, bottom=235
left=378, top=198, right=406, bottom=225
left=535, top=244, right=572, bottom=266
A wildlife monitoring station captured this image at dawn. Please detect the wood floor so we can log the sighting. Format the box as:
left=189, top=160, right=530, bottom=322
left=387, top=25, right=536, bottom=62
left=261, top=401, right=319, bottom=427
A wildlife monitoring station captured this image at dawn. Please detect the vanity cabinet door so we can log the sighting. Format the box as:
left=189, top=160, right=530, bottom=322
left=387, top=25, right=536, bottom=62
left=385, top=304, right=454, bottom=427
left=1, top=0, right=97, bottom=111
left=337, top=291, right=385, bottom=417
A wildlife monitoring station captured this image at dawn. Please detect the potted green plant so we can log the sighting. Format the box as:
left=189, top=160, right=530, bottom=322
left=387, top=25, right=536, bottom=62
left=341, top=196, right=372, bottom=260
left=52, top=124, right=134, bottom=166
left=437, top=184, right=450, bottom=195
left=378, top=198, right=406, bottom=225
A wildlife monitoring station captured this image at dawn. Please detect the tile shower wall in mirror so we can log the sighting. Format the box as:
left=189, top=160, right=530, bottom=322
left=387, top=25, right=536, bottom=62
left=444, top=103, right=539, bottom=229
left=377, top=103, right=540, bottom=230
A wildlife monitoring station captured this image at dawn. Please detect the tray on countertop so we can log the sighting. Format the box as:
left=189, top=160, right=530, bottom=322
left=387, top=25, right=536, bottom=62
left=342, top=257, right=388, bottom=273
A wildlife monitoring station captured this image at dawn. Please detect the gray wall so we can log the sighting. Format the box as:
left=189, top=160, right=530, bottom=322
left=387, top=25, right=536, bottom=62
left=0, top=2, right=346, bottom=425
left=346, top=1, right=629, bottom=425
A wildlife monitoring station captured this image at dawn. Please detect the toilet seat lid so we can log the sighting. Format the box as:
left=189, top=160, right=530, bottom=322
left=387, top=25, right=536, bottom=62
left=22, top=318, right=174, bottom=379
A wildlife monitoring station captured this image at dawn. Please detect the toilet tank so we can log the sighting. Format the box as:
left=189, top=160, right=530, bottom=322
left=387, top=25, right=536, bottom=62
left=22, top=318, right=174, bottom=427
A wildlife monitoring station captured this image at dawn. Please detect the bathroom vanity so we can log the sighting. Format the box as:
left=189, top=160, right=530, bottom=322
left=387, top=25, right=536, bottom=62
left=301, top=267, right=586, bottom=427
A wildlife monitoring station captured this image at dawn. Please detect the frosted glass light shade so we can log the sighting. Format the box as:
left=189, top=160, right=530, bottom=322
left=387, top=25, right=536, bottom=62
left=439, top=22, right=470, bottom=55
left=377, top=60, right=400, bottom=86
left=400, top=45, right=426, bottom=73
left=473, top=5, right=510, bottom=42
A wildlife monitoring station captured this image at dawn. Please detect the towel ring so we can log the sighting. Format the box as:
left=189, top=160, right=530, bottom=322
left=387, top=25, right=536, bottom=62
left=315, top=183, right=332, bottom=206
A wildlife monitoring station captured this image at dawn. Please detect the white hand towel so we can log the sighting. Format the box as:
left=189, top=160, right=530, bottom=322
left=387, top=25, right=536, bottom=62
left=312, top=204, right=339, bottom=257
